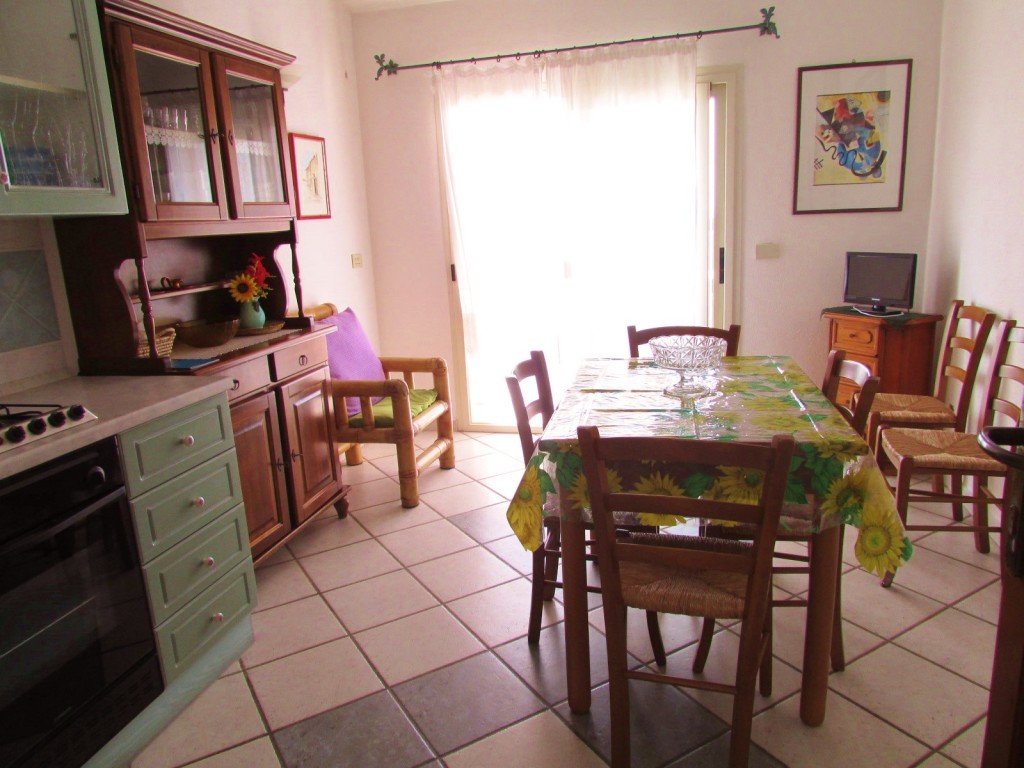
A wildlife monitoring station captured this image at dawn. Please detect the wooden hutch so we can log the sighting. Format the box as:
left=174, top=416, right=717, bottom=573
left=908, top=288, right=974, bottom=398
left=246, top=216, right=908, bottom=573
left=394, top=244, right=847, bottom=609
left=54, top=0, right=346, bottom=563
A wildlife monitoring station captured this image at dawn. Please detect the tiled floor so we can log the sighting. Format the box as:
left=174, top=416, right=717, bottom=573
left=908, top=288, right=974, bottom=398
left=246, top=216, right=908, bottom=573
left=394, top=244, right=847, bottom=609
left=131, top=431, right=1002, bottom=768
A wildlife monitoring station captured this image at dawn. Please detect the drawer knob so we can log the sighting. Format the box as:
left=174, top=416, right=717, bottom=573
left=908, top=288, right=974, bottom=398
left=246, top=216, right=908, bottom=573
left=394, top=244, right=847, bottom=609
left=231, top=379, right=241, bottom=391
left=192, top=496, right=206, bottom=508
left=290, top=449, right=303, bottom=462
left=182, top=434, right=196, bottom=447
left=299, top=354, right=308, bottom=366
left=202, top=556, right=216, bottom=568
left=211, top=612, right=225, bottom=623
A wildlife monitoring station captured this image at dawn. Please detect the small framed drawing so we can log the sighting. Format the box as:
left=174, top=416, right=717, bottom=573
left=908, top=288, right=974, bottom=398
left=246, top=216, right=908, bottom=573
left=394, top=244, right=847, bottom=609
left=289, top=133, right=331, bottom=219
left=793, top=59, right=912, bottom=214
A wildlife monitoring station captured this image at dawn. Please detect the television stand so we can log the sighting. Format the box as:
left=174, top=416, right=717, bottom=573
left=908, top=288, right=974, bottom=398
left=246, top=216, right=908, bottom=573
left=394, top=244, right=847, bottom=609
left=852, top=306, right=905, bottom=318
left=823, top=308, right=943, bottom=409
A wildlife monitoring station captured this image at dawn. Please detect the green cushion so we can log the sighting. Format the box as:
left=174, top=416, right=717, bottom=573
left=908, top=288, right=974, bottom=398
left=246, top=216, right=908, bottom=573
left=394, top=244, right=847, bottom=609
left=348, top=389, right=439, bottom=428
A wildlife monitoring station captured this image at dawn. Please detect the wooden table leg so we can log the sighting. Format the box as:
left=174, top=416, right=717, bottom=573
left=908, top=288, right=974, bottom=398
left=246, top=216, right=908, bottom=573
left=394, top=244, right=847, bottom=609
left=801, top=525, right=841, bottom=726
left=562, top=517, right=592, bottom=713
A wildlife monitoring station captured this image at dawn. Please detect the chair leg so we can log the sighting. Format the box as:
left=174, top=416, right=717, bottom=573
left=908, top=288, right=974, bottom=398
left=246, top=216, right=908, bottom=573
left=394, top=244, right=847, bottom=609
left=646, top=611, right=666, bottom=666
left=759, top=596, right=773, bottom=697
left=950, top=472, right=965, bottom=522
left=729, top=639, right=758, bottom=768
left=606, top=604, right=632, bottom=768
left=693, top=617, right=715, bottom=673
left=831, top=527, right=846, bottom=672
left=543, top=522, right=560, bottom=601
left=883, top=457, right=915, bottom=588
left=395, top=437, right=420, bottom=508
left=345, top=444, right=363, bottom=466
left=528, top=546, right=546, bottom=644
left=974, top=476, right=992, bottom=554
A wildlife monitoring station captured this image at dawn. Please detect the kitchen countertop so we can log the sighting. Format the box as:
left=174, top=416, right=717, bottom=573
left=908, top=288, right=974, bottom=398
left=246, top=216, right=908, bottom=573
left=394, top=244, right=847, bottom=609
left=0, top=375, right=233, bottom=481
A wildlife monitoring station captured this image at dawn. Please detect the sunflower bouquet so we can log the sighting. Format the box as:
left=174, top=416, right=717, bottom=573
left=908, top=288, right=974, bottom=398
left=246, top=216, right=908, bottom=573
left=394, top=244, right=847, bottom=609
left=228, top=253, right=273, bottom=303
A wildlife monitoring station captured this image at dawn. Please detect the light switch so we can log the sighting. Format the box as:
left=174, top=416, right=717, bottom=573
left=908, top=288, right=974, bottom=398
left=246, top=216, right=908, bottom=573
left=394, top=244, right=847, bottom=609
left=755, top=242, right=780, bottom=260
left=351, top=253, right=364, bottom=268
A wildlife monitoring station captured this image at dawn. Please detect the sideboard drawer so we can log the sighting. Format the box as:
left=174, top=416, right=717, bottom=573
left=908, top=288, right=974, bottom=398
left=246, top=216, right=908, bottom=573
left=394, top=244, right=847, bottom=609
left=144, top=505, right=250, bottom=626
left=831, top=318, right=881, bottom=357
left=220, top=356, right=272, bottom=402
left=155, top=558, right=256, bottom=684
left=131, top=450, right=244, bottom=563
left=121, top=395, right=233, bottom=496
left=271, top=336, right=328, bottom=382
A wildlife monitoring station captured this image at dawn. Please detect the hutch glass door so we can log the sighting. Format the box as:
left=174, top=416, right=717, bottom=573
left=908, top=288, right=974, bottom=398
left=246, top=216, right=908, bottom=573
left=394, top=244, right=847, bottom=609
left=134, top=49, right=215, bottom=207
left=225, top=72, right=284, bottom=204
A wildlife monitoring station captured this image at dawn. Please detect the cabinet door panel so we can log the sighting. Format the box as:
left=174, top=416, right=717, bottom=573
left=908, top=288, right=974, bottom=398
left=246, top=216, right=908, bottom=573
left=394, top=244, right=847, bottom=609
left=280, top=367, right=341, bottom=524
left=113, top=23, right=227, bottom=221
left=0, top=0, right=126, bottom=215
left=231, top=391, right=290, bottom=559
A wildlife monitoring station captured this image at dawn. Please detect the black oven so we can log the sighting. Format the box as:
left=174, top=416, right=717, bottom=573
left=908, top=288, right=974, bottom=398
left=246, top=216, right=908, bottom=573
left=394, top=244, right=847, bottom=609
left=0, top=437, right=163, bottom=768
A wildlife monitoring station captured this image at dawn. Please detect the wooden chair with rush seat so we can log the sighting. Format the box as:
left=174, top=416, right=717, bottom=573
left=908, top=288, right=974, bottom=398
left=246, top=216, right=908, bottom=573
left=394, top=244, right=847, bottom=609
left=876, top=319, right=1021, bottom=586
left=628, top=323, right=741, bottom=358
left=866, top=300, right=995, bottom=449
left=506, top=350, right=665, bottom=661
left=309, top=303, right=456, bottom=508
left=578, top=426, right=795, bottom=768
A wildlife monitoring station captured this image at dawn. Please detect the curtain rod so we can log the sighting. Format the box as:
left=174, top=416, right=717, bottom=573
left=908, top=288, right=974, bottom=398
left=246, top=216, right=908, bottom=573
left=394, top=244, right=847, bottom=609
left=374, top=6, right=779, bottom=81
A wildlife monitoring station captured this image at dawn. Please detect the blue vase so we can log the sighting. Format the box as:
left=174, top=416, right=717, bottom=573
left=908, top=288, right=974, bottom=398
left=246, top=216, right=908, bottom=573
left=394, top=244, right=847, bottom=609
left=239, top=300, right=266, bottom=330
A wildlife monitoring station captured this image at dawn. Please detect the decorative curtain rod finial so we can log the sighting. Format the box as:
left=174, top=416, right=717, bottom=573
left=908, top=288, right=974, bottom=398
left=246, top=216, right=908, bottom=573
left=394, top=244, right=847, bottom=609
left=760, top=6, right=780, bottom=38
left=374, top=53, right=399, bottom=80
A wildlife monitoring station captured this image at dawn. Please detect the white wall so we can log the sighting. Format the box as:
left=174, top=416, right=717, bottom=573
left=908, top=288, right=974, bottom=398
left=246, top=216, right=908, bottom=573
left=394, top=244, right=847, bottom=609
left=352, top=0, right=944, bottom=391
left=926, top=0, right=1024, bottom=325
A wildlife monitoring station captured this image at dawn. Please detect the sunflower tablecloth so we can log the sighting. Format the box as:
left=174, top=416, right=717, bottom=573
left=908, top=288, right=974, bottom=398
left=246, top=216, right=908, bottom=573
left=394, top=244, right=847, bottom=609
left=505, top=356, right=911, bottom=577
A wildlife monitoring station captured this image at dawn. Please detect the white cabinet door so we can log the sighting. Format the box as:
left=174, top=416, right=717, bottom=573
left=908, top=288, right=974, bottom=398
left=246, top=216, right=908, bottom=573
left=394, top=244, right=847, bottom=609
left=0, top=0, right=126, bottom=215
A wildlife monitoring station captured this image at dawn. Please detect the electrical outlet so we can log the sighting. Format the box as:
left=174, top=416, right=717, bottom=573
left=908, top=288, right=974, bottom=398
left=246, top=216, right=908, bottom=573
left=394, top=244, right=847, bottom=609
left=351, top=253, right=364, bottom=268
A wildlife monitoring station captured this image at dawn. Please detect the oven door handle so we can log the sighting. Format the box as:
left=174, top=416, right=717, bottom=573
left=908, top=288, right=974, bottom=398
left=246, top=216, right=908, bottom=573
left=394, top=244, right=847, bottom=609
left=0, top=486, right=127, bottom=558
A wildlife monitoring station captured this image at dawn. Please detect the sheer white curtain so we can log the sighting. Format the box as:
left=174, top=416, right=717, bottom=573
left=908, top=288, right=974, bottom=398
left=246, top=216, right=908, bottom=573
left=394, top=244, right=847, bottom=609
left=436, top=40, right=699, bottom=426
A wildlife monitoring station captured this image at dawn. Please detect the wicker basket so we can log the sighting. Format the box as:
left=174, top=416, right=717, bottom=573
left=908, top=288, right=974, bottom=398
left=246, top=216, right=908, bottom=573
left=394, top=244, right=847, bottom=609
left=136, top=326, right=176, bottom=359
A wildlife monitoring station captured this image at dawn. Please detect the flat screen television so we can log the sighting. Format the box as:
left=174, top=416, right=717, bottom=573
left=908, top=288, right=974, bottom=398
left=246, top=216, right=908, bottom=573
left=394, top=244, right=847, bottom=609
left=843, top=251, right=917, bottom=316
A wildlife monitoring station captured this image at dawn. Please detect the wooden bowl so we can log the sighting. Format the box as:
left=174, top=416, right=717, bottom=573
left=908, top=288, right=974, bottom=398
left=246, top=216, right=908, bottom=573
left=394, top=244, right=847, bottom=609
left=175, top=318, right=239, bottom=347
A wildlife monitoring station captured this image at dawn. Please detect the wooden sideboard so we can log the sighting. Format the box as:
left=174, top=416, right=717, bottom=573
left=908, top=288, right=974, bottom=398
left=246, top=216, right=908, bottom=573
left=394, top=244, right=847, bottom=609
left=823, top=308, right=944, bottom=407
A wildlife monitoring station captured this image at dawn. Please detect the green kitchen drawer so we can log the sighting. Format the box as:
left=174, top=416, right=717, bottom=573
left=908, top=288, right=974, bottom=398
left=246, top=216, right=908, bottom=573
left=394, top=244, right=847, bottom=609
left=144, top=505, right=250, bottom=626
left=131, top=449, right=243, bottom=562
left=121, top=395, right=234, bottom=497
left=155, top=558, right=256, bottom=684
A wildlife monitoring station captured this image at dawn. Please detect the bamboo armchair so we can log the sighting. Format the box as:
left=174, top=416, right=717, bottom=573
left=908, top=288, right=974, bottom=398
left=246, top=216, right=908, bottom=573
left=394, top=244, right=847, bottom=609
left=307, top=303, right=455, bottom=508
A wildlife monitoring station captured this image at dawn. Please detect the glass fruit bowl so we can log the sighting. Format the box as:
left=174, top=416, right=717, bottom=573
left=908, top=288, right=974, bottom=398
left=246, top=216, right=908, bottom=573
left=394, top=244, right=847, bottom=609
left=648, top=334, right=727, bottom=397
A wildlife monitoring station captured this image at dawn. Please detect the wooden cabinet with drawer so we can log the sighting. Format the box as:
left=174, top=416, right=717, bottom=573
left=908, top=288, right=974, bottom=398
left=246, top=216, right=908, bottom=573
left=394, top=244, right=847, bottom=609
left=120, top=392, right=255, bottom=685
left=202, top=329, right=345, bottom=562
left=823, top=309, right=944, bottom=408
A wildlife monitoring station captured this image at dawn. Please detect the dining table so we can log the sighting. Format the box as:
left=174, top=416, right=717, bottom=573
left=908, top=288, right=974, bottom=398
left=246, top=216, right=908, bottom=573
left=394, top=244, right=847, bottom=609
left=505, top=355, right=912, bottom=726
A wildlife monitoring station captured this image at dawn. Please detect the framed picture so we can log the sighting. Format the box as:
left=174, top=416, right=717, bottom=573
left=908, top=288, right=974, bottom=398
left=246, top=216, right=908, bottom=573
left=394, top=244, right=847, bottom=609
left=289, top=133, right=331, bottom=219
left=793, top=59, right=912, bottom=214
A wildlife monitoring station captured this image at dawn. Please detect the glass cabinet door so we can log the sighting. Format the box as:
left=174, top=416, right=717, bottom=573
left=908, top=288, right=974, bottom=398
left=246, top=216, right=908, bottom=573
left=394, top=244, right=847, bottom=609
left=117, top=24, right=227, bottom=222
left=215, top=56, right=292, bottom=219
left=0, top=0, right=125, bottom=215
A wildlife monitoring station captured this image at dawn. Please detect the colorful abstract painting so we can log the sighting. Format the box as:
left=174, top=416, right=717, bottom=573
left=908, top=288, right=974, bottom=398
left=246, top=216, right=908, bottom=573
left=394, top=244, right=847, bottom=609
left=813, top=90, right=890, bottom=186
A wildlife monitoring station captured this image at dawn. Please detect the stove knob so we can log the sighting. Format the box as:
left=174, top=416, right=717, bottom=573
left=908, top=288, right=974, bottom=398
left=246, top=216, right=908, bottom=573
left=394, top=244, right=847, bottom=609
left=27, top=417, right=47, bottom=435
left=5, top=425, right=26, bottom=443
left=47, top=410, right=67, bottom=427
left=67, top=404, right=87, bottom=421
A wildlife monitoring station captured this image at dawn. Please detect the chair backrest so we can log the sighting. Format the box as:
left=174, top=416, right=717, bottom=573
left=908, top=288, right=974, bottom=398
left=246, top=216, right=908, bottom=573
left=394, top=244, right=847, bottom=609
left=506, top=351, right=556, bottom=465
left=577, top=426, right=795, bottom=619
left=980, top=319, right=1024, bottom=431
left=934, top=300, right=997, bottom=430
left=821, top=348, right=881, bottom=435
left=627, top=324, right=741, bottom=358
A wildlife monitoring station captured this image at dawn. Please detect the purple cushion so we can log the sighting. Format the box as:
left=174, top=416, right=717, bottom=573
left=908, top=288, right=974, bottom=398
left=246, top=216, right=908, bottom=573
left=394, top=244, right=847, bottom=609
left=318, top=308, right=386, bottom=416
